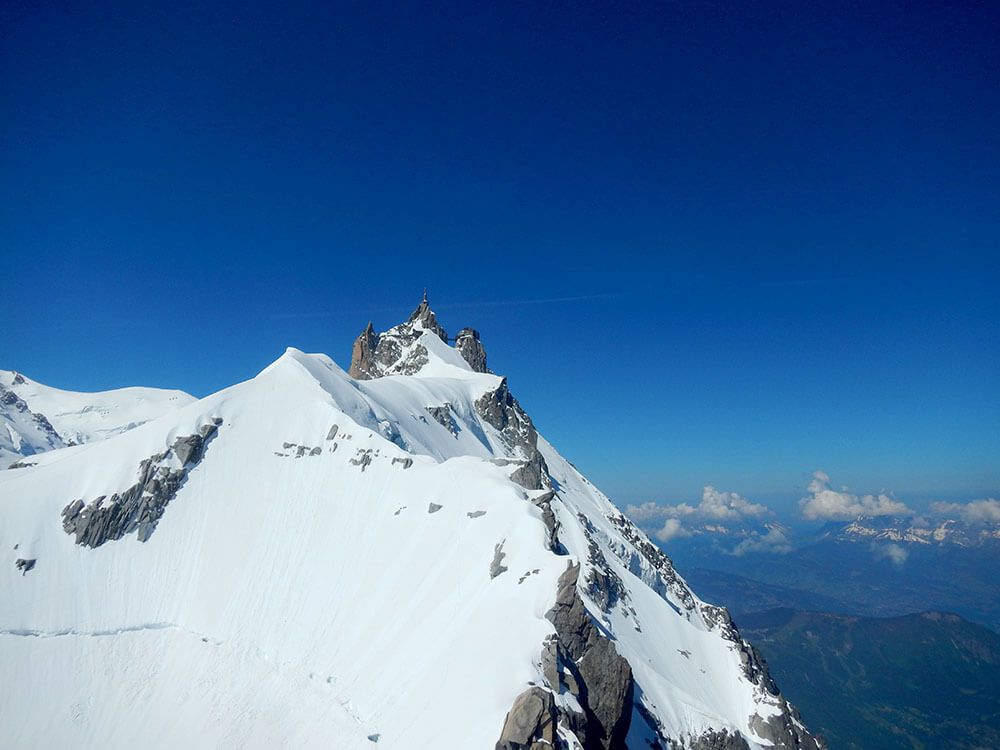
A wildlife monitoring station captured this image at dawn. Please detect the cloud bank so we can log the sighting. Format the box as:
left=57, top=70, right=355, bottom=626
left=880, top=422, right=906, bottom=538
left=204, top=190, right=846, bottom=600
left=930, top=498, right=1000, bottom=524
left=798, top=471, right=913, bottom=521
left=627, top=486, right=768, bottom=525
left=731, top=526, right=793, bottom=556
left=626, top=486, right=772, bottom=545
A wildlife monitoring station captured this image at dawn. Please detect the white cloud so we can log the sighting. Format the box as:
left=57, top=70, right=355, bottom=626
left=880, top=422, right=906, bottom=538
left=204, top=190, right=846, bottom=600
left=872, top=542, right=908, bottom=568
left=625, top=501, right=693, bottom=524
left=654, top=518, right=691, bottom=542
left=798, top=471, right=912, bottom=521
left=731, top=526, right=793, bottom=556
left=626, top=486, right=769, bottom=527
left=699, top=486, right=769, bottom=521
left=930, top=498, right=1000, bottom=524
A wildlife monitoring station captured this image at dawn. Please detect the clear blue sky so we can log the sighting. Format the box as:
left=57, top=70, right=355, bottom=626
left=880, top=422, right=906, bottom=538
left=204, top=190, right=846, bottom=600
left=3, top=1, right=997, bottom=508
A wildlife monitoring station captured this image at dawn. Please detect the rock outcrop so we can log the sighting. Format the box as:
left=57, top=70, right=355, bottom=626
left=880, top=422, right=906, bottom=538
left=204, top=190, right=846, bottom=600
left=455, top=327, right=488, bottom=373
left=347, top=294, right=449, bottom=379
left=683, top=729, right=752, bottom=750
left=495, top=687, right=557, bottom=750
left=543, top=563, right=634, bottom=749
left=60, top=419, right=221, bottom=548
left=476, top=379, right=550, bottom=490
left=424, top=405, right=458, bottom=435
left=348, top=322, right=380, bottom=380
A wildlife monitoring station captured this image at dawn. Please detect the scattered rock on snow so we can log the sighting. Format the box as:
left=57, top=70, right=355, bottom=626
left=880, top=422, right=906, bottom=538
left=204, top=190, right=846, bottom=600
left=490, top=541, right=508, bottom=579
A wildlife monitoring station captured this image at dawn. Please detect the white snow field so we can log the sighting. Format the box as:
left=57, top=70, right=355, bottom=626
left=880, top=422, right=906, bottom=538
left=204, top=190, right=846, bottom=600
left=0, top=301, right=819, bottom=749
left=1, top=368, right=194, bottom=466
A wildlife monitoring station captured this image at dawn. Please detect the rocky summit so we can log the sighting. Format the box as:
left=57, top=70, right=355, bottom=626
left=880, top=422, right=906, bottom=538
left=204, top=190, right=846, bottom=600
left=0, top=295, right=822, bottom=749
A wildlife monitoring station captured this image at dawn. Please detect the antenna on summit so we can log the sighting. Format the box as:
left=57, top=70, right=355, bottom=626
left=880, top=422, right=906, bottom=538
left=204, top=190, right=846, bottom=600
left=422, top=288, right=428, bottom=304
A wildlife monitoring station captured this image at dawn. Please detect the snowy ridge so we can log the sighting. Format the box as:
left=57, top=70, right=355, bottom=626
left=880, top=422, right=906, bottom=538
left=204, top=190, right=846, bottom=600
left=0, top=299, right=821, bottom=749
left=0, top=368, right=194, bottom=466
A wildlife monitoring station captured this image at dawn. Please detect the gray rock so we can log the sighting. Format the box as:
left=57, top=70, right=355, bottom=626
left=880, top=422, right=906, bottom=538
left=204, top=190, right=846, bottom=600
left=544, top=563, right=634, bottom=750
left=349, top=449, right=373, bottom=471
left=406, top=291, right=448, bottom=342
left=326, top=424, right=339, bottom=440
left=495, top=687, right=556, bottom=750
left=540, top=635, right=561, bottom=689
left=475, top=379, right=551, bottom=490
left=467, top=510, right=487, bottom=518
left=181, top=419, right=221, bottom=461
left=490, top=541, right=508, bottom=578
left=60, top=420, right=221, bottom=548
left=685, top=729, right=752, bottom=750
left=749, top=703, right=823, bottom=749
left=391, top=457, right=413, bottom=469
left=455, top=327, right=488, bottom=373
left=427, top=502, right=443, bottom=514
left=348, top=322, right=380, bottom=380
left=532, top=491, right=564, bottom=554
left=509, top=453, right=549, bottom=491
left=348, top=294, right=449, bottom=380
left=14, top=558, right=35, bottom=575
left=424, top=404, right=458, bottom=435
left=577, top=636, right=634, bottom=748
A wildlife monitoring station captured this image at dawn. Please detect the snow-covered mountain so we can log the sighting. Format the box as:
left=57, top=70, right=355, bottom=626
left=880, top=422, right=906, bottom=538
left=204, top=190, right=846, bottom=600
left=0, top=297, right=821, bottom=749
left=1, top=368, right=194, bottom=467
left=825, top=516, right=1000, bottom=548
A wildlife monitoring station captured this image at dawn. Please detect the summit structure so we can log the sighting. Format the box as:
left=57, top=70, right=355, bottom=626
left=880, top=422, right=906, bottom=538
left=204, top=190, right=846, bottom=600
left=349, top=293, right=488, bottom=379
left=0, top=296, right=822, bottom=749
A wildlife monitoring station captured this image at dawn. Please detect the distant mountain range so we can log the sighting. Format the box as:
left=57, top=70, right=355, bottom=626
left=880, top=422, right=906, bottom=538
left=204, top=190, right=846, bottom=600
left=652, top=514, right=1000, bottom=631
left=824, top=515, right=1000, bottom=548
left=739, top=609, right=1000, bottom=750
left=645, top=511, right=1000, bottom=749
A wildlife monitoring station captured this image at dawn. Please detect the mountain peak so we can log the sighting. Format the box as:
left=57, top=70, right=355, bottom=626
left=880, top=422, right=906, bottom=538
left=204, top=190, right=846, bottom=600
left=348, top=294, right=490, bottom=379
left=405, top=291, right=448, bottom=342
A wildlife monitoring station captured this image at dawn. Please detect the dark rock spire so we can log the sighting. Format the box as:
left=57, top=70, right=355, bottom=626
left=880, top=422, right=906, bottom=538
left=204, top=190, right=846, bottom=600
left=406, top=291, right=448, bottom=342
left=456, top=328, right=488, bottom=373
left=348, top=321, right=380, bottom=380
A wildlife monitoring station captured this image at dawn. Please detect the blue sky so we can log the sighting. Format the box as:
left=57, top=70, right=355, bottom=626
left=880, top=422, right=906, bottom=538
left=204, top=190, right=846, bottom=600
left=2, top=1, right=997, bottom=509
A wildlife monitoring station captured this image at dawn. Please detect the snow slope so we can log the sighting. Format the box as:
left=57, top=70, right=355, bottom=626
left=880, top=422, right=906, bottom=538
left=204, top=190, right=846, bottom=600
left=0, top=301, right=820, bottom=749
left=0, top=369, right=194, bottom=466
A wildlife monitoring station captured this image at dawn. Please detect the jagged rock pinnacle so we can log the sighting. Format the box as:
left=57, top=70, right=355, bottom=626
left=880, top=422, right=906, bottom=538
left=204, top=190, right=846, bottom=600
left=348, top=321, right=380, bottom=380
left=456, top=328, right=488, bottom=373
left=406, top=292, right=448, bottom=342
left=347, top=293, right=489, bottom=379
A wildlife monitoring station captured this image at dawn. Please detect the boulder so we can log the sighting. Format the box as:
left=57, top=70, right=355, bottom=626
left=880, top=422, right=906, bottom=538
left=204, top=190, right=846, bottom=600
left=495, top=687, right=556, bottom=750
